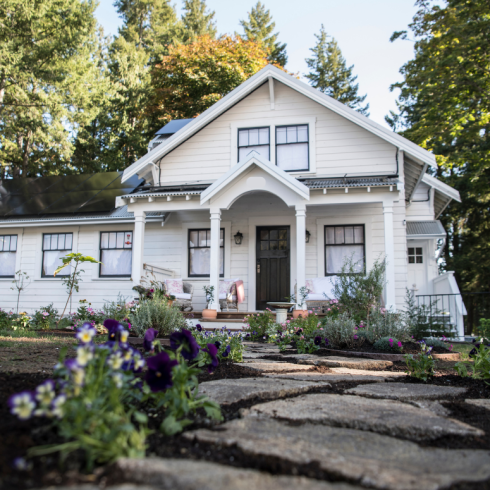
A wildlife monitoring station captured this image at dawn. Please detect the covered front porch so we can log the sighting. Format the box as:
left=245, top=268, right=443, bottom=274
left=123, top=154, right=405, bottom=313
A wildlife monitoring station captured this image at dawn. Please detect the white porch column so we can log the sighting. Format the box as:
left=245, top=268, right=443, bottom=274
left=295, top=203, right=307, bottom=309
left=383, top=202, right=396, bottom=311
left=209, top=208, right=221, bottom=311
left=132, top=211, right=146, bottom=285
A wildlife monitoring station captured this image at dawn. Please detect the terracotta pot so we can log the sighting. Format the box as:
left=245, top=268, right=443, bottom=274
left=202, top=309, right=217, bottom=319
left=167, top=300, right=174, bottom=307
left=293, top=309, right=309, bottom=319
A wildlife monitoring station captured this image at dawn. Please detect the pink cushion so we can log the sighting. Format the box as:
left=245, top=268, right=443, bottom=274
left=305, top=279, right=315, bottom=294
left=166, top=279, right=184, bottom=295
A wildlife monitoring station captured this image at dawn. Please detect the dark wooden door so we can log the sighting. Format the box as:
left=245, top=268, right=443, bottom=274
left=256, top=226, right=290, bottom=310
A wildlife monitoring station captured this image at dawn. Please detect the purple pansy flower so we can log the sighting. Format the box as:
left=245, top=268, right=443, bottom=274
left=143, top=328, right=159, bottom=352
left=104, top=319, right=120, bottom=341
left=202, top=343, right=219, bottom=373
left=145, top=352, right=178, bottom=392
left=222, top=344, right=231, bottom=357
left=314, top=336, right=322, bottom=346
left=325, top=338, right=330, bottom=346
left=170, top=329, right=200, bottom=361
left=196, top=323, right=203, bottom=332
left=214, top=340, right=222, bottom=349
left=8, top=391, right=36, bottom=420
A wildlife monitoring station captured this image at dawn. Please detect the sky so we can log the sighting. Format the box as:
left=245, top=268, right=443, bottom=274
left=95, top=0, right=418, bottom=128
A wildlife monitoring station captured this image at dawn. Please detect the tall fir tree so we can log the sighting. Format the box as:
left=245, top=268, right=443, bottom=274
left=181, top=0, right=217, bottom=41
left=305, top=25, right=369, bottom=116
left=239, top=1, right=287, bottom=66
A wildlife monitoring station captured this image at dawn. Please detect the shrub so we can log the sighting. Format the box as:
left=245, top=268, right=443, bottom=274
left=332, top=256, right=386, bottom=322
left=403, top=341, right=435, bottom=381
left=0, top=308, right=13, bottom=330
left=373, top=336, right=403, bottom=353
left=243, top=309, right=275, bottom=340
left=130, top=298, right=189, bottom=337
left=424, top=338, right=450, bottom=350
left=320, top=313, right=358, bottom=349
left=477, top=318, right=490, bottom=343
left=454, top=341, right=490, bottom=379
left=191, top=325, right=244, bottom=363
left=365, top=308, right=409, bottom=343
left=30, top=304, right=59, bottom=330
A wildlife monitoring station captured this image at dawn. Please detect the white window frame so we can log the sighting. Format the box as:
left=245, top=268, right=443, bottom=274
left=230, top=117, right=316, bottom=175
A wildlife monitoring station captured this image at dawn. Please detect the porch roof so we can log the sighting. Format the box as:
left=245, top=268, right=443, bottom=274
left=406, top=220, right=446, bottom=239
left=301, top=176, right=399, bottom=189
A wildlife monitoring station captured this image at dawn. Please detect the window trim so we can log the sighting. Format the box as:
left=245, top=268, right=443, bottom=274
left=188, top=228, right=225, bottom=278
left=324, top=224, right=366, bottom=276
left=275, top=124, right=310, bottom=172
left=41, top=233, right=73, bottom=278
left=0, top=234, right=18, bottom=278
left=99, top=231, right=133, bottom=278
left=237, top=126, right=270, bottom=163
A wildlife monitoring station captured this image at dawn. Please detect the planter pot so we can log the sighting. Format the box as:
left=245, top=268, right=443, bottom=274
left=167, top=300, right=174, bottom=307
left=293, top=309, right=309, bottom=319
left=202, top=309, right=217, bottom=320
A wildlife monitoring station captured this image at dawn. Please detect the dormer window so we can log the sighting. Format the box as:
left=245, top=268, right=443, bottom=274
left=276, top=125, right=309, bottom=171
left=238, top=127, right=270, bottom=162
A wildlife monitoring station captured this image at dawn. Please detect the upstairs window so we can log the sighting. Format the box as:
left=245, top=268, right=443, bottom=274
left=238, top=127, right=270, bottom=162
left=42, top=233, right=73, bottom=277
left=276, top=124, right=309, bottom=171
left=408, top=247, right=423, bottom=264
left=0, top=235, right=17, bottom=277
left=325, top=225, right=364, bottom=275
left=100, top=232, right=133, bottom=277
left=188, top=229, right=224, bottom=277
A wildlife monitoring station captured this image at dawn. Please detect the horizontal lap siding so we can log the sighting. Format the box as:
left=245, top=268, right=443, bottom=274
left=157, top=82, right=397, bottom=183
left=406, top=183, right=434, bottom=220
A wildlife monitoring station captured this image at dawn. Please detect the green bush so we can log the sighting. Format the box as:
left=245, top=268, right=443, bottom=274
left=244, top=309, right=275, bottom=340
left=373, top=336, right=402, bottom=353
left=365, top=308, right=409, bottom=343
left=130, top=298, right=188, bottom=337
left=476, top=318, right=490, bottom=342
left=30, top=304, right=59, bottom=330
left=455, top=342, right=490, bottom=379
left=424, top=338, right=450, bottom=350
left=320, top=313, right=358, bottom=349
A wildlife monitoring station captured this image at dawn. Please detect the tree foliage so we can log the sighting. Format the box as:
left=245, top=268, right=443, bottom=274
left=239, top=1, right=287, bottom=66
left=387, top=0, right=490, bottom=292
left=0, top=0, right=103, bottom=178
left=148, top=35, right=271, bottom=125
left=305, top=25, right=369, bottom=116
left=181, top=0, right=217, bottom=41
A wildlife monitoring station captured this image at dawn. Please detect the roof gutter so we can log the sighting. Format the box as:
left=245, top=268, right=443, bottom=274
left=0, top=216, right=165, bottom=228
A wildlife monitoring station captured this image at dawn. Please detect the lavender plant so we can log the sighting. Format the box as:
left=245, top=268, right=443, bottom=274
left=191, top=324, right=244, bottom=362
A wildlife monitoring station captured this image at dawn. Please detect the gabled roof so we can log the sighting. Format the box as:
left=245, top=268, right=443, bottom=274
left=200, top=151, right=310, bottom=204
left=122, top=65, right=437, bottom=183
left=421, top=174, right=461, bottom=203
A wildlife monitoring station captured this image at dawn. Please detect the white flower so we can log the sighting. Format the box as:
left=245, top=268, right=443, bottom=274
left=9, top=392, right=36, bottom=420
left=51, top=394, right=67, bottom=418
left=76, top=347, right=94, bottom=367
left=35, top=380, right=55, bottom=405
left=72, top=367, right=85, bottom=386
left=107, top=352, right=124, bottom=370
left=112, top=373, right=124, bottom=388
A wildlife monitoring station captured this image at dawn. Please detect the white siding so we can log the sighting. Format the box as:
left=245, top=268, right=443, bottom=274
left=406, top=183, right=434, bottom=220
left=157, top=82, right=397, bottom=183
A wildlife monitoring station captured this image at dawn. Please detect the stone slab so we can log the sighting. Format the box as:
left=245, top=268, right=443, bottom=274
left=317, top=347, right=460, bottom=362
left=410, top=400, right=450, bottom=417
left=298, top=356, right=393, bottom=370
left=198, top=377, right=331, bottom=405
left=345, top=382, right=467, bottom=401
left=242, top=352, right=271, bottom=359
left=466, top=399, right=490, bottom=410
left=329, top=367, right=406, bottom=378
left=109, top=457, right=359, bottom=490
left=247, top=394, right=483, bottom=440
left=186, top=417, right=490, bottom=490
left=265, top=372, right=387, bottom=383
left=241, top=362, right=314, bottom=372
left=242, top=359, right=284, bottom=364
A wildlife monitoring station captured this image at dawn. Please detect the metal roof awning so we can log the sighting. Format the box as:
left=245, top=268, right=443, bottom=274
left=406, top=220, right=446, bottom=238
left=302, top=177, right=399, bottom=189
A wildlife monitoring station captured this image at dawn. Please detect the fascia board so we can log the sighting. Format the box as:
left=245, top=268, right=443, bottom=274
left=200, top=153, right=310, bottom=204
left=123, top=64, right=437, bottom=184
left=422, top=174, right=461, bottom=202
left=0, top=217, right=164, bottom=228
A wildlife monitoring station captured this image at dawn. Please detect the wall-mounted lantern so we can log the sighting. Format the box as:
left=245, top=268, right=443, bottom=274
left=234, top=231, right=244, bottom=245
left=305, top=230, right=311, bottom=243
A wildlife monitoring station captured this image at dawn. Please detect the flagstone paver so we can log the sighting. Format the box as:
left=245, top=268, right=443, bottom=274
left=465, top=399, right=490, bottom=410
left=247, top=394, right=483, bottom=440
left=110, top=458, right=361, bottom=490
left=186, top=417, right=490, bottom=490
left=298, top=356, right=393, bottom=370
left=240, top=361, right=315, bottom=372
left=265, top=372, right=394, bottom=383
left=345, top=382, right=467, bottom=401
left=198, top=377, right=331, bottom=405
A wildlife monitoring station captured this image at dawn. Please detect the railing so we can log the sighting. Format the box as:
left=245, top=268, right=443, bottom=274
left=143, top=263, right=174, bottom=280
left=416, top=293, right=464, bottom=339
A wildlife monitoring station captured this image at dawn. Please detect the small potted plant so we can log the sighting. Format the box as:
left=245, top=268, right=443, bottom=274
left=202, top=285, right=217, bottom=319
left=293, top=286, right=310, bottom=319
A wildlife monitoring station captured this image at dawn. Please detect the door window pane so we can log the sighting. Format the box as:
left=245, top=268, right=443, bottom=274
left=408, top=247, right=423, bottom=264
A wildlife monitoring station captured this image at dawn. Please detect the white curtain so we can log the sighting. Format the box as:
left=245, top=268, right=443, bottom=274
left=0, top=252, right=16, bottom=276
left=326, top=245, right=364, bottom=274
left=190, top=248, right=224, bottom=275
left=239, top=145, right=270, bottom=162
left=43, top=250, right=71, bottom=276
left=101, top=250, right=132, bottom=276
left=276, top=143, right=308, bottom=171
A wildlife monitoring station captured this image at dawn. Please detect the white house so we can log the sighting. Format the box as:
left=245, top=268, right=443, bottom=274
left=0, top=65, right=464, bottom=334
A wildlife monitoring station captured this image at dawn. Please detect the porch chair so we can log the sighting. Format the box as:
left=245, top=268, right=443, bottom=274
left=295, top=277, right=337, bottom=312
left=164, top=279, right=194, bottom=312
left=218, top=279, right=243, bottom=311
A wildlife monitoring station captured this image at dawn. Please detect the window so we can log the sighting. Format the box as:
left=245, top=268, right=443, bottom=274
left=42, top=233, right=73, bottom=277
left=276, top=124, right=309, bottom=171
left=408, top=247, right=423, bottom=264
left=238, top=127, right=270, bottom=162
left=325, top=225, right=365, bottom=275
left=100, top=232, right=133, bottom=277
left=188, top=229, right=224, bottom=277
left=0, top=235, right=17, bottom=277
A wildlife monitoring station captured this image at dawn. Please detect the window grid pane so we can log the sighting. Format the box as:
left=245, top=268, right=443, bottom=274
left=0, top=235, right=17, bottom=276
left=188, top=228, right=225, bottom=277
left=101, top=231, right=133, bottom=250
left=325, top=225, right=365, bottom=276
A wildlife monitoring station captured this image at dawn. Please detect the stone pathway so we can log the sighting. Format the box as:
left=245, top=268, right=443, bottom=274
left=345, top=382, right=467, bottom=400
left=466, top=399, right=490, bottom=410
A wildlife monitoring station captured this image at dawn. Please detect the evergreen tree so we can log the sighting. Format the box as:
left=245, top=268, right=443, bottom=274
left=239, top=1, right=287, bottom=66
left=181, top=0, right=217, bottom=41
left=0, top=0, right=103, bottom=178
left=305, top=25, right=369, bottom=116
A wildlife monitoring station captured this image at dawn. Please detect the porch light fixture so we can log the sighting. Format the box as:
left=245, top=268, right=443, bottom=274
left=234, top=231, right=244, bottom=245
left=305, top=230, right=311, bottom=243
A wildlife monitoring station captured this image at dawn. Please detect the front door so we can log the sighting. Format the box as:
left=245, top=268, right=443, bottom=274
left=256, top=226, right=290, bottom=310
left=407, top=242, right=428, bottom=295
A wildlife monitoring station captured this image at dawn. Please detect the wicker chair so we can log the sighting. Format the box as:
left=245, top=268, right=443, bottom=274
left=163, top=281, right=194, bottom=312
left=219, top=281, right=239, bottom=312
left=294, top=283, right=330, bottom=312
